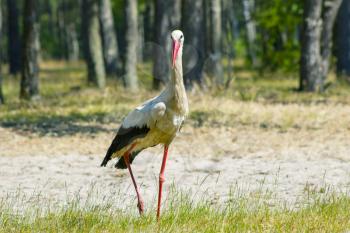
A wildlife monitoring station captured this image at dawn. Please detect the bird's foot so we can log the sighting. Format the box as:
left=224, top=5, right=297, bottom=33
left=137, top=200, right=144, bottom=215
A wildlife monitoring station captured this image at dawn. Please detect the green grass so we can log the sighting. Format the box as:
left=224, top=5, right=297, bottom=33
left=1, top=189, right=350, bottom=233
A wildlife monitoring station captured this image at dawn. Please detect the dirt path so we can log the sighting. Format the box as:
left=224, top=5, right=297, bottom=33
left=1, top=123, right=350, bottom=212
left=1, top=151, right=349, bottom=212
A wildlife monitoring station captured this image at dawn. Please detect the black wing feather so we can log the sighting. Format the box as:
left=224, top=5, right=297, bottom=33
left=100, top=125, right=150, bottom=167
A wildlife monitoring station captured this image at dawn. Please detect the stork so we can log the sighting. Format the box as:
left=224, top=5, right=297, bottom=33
left=101, top=30, right=188, bottom=219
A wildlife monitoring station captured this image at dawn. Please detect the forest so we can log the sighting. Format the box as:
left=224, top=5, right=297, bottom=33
left=1, top=0, right=350, bottom=232
left=0, top=0, right=349, bottom=102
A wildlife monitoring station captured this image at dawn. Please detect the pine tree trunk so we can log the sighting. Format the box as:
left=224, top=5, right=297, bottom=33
left=81, top=0, right=106, bottom=88
left=124, top=0, right=138, bottom=90
left=242, top=0, right=258, bottom=67
left=138, top=15, right=144, bottom=62
left=320, top=0, right=343, bottom=83
left=99, top=0, right=120, bottom=76
left=182, top=0, right=206, bottom=88
left=57, top=0, right=68, bottom=59
left=143, top=1, right=154, bottom=60
left=0, top=0, right=4, bottom=104
left=221, top=0, right=236, bottom=88
left=153, top=0, right=181, bottom=89
left=20, top=0, right=40, bottom=100
left=299, top=0, right=323, bottom=92
left=335, top=0, right=350, bottom=79
left=0, top=73, right=3, bottom=103
left=207, top=0, right=224, bottom=85
left=65, top=23, right=79, bottom=61
left=7, top=0, right=21, bottom=75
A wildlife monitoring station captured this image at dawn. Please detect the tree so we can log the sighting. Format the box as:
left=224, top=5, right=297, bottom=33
left=99, top=0, right=121, bottom=76
left=20, top=0, right=40, bottom=100
left=182, top=0, right=206, bottom=88
left=319, top=0, right=343, bottom=82
left=335, top=0, right=350, bottom=79
left=7, top=0, right=21, bottom=75
left=124, top=0, right=138, bottom=90
left=65, top=23, right=79, bottom=61
left=206, top=0, right=224, bottom=85
left=62, top=0, right=80, bottom=61
left=81, top=0, right=106, bottom=88
left=0, top=0, right=4, bottom=104
left=299, top=0, right=342, bottom=91
left=221, top=0, right=237, bottom=88
left=242, top=0, right=258, bottom=67
left=142, top=1, right=154, bottom=60
left=153, top=0, right=181, bottom=89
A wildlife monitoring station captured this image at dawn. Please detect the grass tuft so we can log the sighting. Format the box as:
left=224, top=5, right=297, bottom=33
left=1, top=188, right=350, bottom=232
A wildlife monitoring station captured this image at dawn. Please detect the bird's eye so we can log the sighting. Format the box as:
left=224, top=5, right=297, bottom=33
left=180, top=35, right=183, bottom=39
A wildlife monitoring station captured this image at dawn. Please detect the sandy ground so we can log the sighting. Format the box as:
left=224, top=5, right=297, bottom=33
left=1, top=153, right=350, bottom=211
left=1, top=125, right=350, bottom=212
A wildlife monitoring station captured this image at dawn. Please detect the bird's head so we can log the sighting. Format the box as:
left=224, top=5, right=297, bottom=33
left=171, top=30, right=184, bottom=69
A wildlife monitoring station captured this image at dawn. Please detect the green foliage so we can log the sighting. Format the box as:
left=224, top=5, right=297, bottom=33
left=254, top=0, right=304, bottom=72
left=39, top=0, right=81, bottom=59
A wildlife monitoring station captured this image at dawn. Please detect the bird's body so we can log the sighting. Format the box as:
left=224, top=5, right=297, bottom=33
left=101, top=30, right=188, bottom=219
left=101, top=50, right=188, bottom=167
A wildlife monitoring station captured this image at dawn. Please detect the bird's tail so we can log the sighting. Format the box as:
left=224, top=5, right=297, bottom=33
left=101, top=144, right=115, bottom=167
left=100, top=153, right=111, bottom=167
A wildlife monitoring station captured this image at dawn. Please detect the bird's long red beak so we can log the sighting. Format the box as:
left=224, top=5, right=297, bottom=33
left=172, top=40, right=180, bottom=69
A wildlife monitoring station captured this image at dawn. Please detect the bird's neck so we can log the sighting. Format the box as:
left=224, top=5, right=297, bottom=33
left=166, top=53, right=188, bottom=115
left=171, top=55, right=183, bottom=86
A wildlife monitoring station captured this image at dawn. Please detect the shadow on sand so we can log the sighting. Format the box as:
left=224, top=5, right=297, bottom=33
left=1, top=113, right=120, bottom=137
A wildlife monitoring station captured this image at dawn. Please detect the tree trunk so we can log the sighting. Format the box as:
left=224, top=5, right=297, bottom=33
left=221, top=0, right=236, bottom=88
left=153, top=0, right=181, bottom=89
left=299, top=0, right=323, bottom=92
left=207, top=0, right=224, bottom=85
left=0, top=0, right=4, bottom=104
left=56, top=0, right=79, bottom=61
left=81, top=0, right=106, bottom=88
left=7, top=0, right=21, bottom=75
left=335, top=0, right=350, bottom=78
left=57, top=0, right=68, bottom=59
left=242, top=0, right=258, bottom=67
left=138, top=15, right=144, bottom=62
left=143, top=1, right=154, bottom=60
left=99, top=0, right=121, bottom=76
left=124, top=0, right=138, bottom=90
left=65, top=23, right=79, bottom=61
left=0, top=67, right=3, bottom=104
left=320, top=0, right=343, bottom=82
left=20, top=0, right=40, bottom=100
left=182, top=0, right=206, bottom=88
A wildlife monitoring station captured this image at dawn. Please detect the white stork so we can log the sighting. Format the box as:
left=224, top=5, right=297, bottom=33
left=101, top=30, right=188, bottom=219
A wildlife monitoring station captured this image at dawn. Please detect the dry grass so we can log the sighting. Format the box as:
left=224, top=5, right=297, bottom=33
left=1, top=61, right=349, bottom=160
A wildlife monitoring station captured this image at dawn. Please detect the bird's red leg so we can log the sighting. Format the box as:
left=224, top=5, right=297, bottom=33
left=157, top=145, right=169, bottom=220
left=124, top=150, right=144, bottom=215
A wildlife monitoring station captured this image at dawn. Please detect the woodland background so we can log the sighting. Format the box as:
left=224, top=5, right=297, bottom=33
left=0, top=0, right=350, bottom=103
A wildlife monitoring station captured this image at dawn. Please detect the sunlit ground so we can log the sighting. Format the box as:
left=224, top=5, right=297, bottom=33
left=1, top=61, right=350, bottom=232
